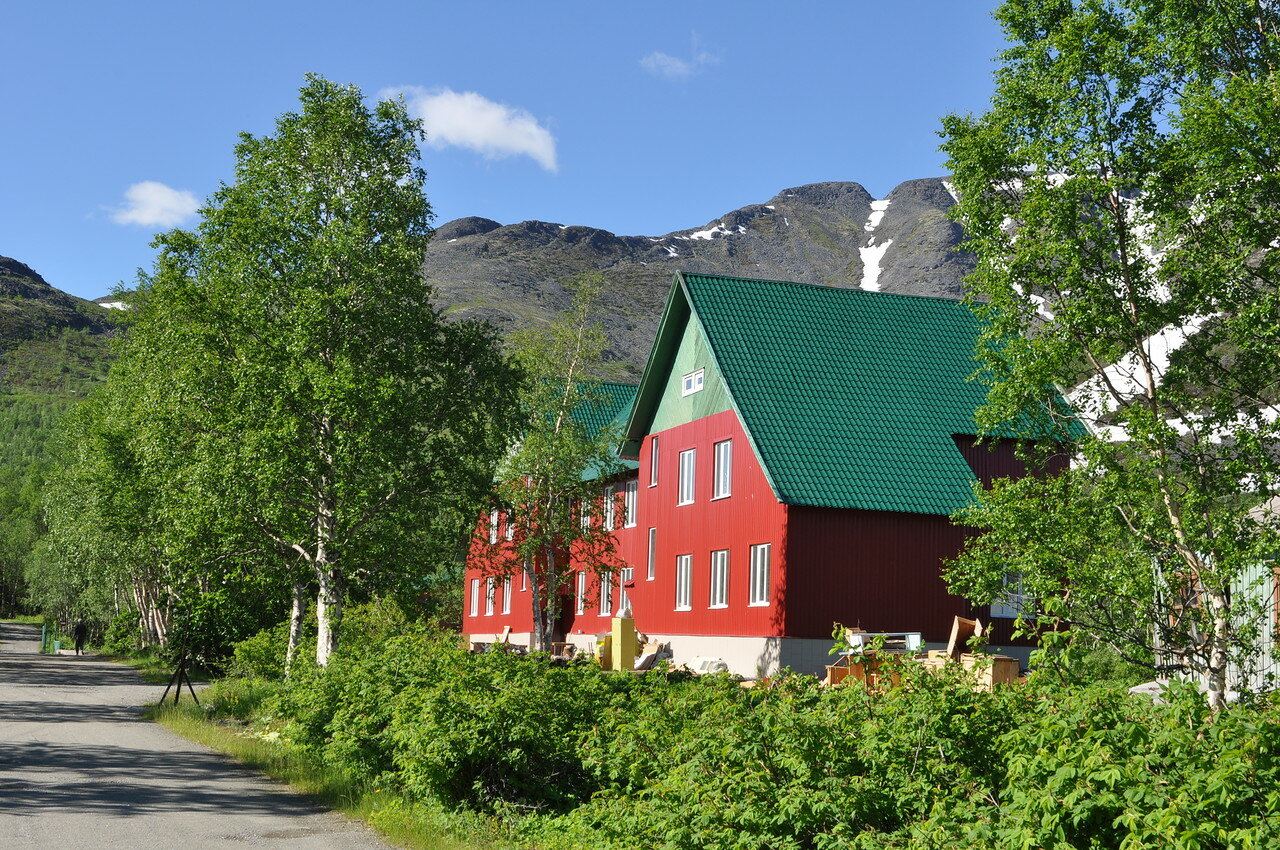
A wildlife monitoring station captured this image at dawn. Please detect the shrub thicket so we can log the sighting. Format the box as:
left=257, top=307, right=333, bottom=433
left=215, top=623, right=1280, bottom=849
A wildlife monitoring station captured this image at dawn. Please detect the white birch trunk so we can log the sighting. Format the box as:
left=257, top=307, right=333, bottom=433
left=285, top=580, right=308, bottom=678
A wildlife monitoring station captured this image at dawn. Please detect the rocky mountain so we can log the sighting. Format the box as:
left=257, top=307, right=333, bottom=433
left=425, top=178, right=972, bottom=377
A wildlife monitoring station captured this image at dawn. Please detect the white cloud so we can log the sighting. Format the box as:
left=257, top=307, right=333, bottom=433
left=110, top=181, right=200, bottom=227
left=384, top=86, right=558, bottom=172
left=640, top=35, right=720, bottom=80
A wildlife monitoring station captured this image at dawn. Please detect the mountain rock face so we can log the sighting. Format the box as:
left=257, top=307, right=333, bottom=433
left=425, top=178, right=972, bottom=377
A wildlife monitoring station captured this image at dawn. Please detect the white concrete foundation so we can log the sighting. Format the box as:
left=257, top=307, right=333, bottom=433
left=466, top=631, right=1033, bottom=677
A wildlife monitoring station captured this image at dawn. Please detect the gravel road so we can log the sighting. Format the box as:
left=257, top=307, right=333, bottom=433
left=0, top=622, right=391, bottom=848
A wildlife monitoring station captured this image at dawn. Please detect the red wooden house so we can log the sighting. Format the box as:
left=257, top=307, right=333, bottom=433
left=464, top=273, right=1054, bottom=675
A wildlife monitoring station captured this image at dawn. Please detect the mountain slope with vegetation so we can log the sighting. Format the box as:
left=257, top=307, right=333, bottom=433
left=0, top=255, right=116, bottom=614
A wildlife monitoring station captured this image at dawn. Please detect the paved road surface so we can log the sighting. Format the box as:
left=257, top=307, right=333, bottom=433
left=0, top=622, right=391, bottom=848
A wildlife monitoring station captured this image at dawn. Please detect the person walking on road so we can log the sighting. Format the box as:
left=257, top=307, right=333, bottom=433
left=72, top=620, right=87, bottom=655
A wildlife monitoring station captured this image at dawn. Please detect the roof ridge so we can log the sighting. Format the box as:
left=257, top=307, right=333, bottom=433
left=679, top=272, right=972, bottom=307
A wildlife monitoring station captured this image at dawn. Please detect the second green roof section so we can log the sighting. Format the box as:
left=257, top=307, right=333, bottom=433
left=623, top=272, right=998, bottom=516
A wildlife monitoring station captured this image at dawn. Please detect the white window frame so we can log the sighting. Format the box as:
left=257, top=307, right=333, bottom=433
left=713, top=439, right=732, bottom=499
left=681, top=368, right=705, bottom=396
left=678, top=448, right=696, bottom=505
left=604, top=484, right=616, bottom=531
left=521, top=558, right=529, bottom=592
left=709, top=549, right=729, bottom=608
left=501, top=576, right=512, bottom=614
left=619, top=566, right=634, bottom=614
left=576, top=570, right=586, bottom=615
left=649, top=435, right=660, bottom=487
left=581, top=499, right=591, bottom=531
left=484, top=577, right=495, bottom=616
left=647, top=527, right=657, bottom=580
left=991, top=573, right=1034, bottom=618
left=600, top=572, right=613, bottom=616
left=623, top=479, right=638, bottom=528
left=469, top=578, right=481, bottom=617
left=749, top=543, right=771, bottom=606
left=675, top=554, right=692, bottom=611
left=489, top=509, right=500, bottom=544
left=504, top=514, right=515, bottom=541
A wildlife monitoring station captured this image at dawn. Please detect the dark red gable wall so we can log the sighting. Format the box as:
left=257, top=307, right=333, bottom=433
left=567, top=408, right=788, bottom=640
left=953, top=435, right=1069, bottom=486
left=783, top=506, right=974, bottom=642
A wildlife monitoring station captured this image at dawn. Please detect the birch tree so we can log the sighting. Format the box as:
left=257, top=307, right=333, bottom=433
left=88, top=76, right=518, bottom=665
left=471, top=273, right=625, bottom=652
left=942, top=0, right=1280, bottom=706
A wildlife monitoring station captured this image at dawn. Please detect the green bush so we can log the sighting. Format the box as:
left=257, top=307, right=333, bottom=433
left=228, top=621, right=293, bottom=680
left=221, top=620, right=1280, bottom=849
left=388, top=650, right=628, bottom=813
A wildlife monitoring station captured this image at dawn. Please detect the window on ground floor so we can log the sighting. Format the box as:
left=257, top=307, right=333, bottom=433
left=710, top=549, right=729, bottom=608
left=647, top=527, right=657, bottom=580
left=600, top=572, right=613, bottom=616
left=676, top=554, right=692, bottom=610
left=749, top=543, right=771, bottom=606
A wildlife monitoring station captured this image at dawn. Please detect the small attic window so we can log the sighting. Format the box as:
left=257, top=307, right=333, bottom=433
left=681, top=368, right=705, bottom=396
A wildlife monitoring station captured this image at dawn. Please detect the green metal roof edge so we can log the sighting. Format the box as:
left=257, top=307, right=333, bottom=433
left=679, top=275, right=788, bottom=505
left=621, top=273, right=690, bottom=456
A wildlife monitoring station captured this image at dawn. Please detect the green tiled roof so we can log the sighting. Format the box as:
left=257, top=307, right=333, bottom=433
left=576, top=382, right=639, bottom=478
left=628, top=273, right=1003, bottom=515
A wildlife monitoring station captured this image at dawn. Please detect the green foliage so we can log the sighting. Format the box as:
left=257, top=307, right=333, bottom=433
left=475, top=272, right=626, bottom=651
left=37, top=76, right=521, bottom=665
left=212, top=625, right=1280, bottom=849
left=941, top=0, right=1280, bottom=701
left=229, top=620, right=297, bottom=681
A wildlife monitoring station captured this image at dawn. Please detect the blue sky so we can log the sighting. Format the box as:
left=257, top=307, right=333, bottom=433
left=3, top=2, right=1005, bottom=301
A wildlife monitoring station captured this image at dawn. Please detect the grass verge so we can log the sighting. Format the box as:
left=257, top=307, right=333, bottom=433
left=150, top=702, right=502, bottom=850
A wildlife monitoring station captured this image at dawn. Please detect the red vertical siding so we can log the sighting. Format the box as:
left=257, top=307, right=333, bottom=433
left=954, top=435, right=1069, bottom=486
left=784, top=507, right=973, bottom=642
left=462, top=512, right=536, bottom=636
left=576, top=409, right=788, bottom=640
left=952, top=435, right=1066, bottom=645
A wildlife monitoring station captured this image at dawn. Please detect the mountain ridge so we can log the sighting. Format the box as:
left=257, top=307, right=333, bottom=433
left=424, top=177, right=972, bottom=376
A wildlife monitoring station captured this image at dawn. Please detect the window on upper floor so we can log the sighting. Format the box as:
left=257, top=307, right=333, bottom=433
left=649, top=435, right=660, bottom=486
left=749, top=543, right=771, bottom=606
left=623, top=479, right=638, bottom=527
left=678, top=448, right=696, bottom=505
left=501, top=576, right=512, bottom=614
left=713, top=439, right=732, bottom=499
left=580, top=499, right=591, bottom=531
left=576, top=570, right=586, bottom=615
left=603, top=485, right=616, bottom=531
left=675, top=554, right=692, bottom=611
left=489, top=509, right=500, bottom=544
left=504, top=514, right=515, bottom=541
left=681, top=368, right=705, bottom=396
left=709, top=549, right=729, bottom=608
